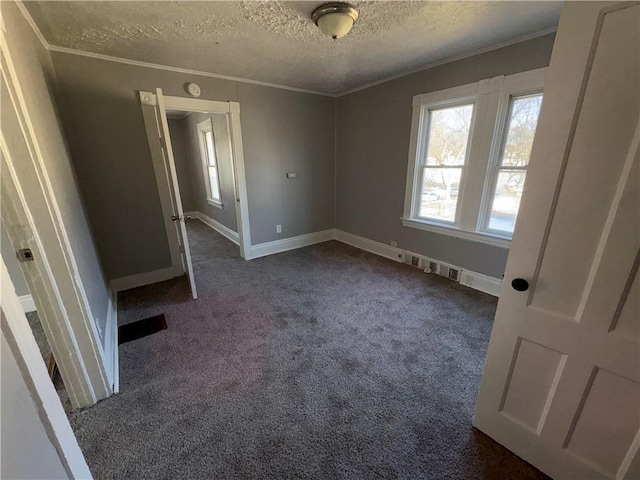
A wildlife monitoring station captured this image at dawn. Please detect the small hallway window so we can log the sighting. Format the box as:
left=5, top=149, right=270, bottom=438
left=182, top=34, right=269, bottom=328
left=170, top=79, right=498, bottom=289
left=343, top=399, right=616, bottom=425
left=197, top=118, right=223, bottom=208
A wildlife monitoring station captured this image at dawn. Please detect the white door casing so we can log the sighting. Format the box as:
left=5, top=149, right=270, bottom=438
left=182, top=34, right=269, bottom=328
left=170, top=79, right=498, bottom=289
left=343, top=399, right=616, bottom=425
left=138, top=91, right=252, bottom=261
left=474, top=3, right=639, bottom=480
left=155, top=88, right=198, bottom=300
left=1, top=46, right=113, bottom=407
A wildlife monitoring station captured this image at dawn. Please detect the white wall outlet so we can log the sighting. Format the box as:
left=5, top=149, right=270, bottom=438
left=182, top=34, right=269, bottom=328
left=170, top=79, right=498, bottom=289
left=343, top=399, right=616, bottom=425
left=390, top=241, right=398, bottom=247
left=276, top=224, right=282, bottom=234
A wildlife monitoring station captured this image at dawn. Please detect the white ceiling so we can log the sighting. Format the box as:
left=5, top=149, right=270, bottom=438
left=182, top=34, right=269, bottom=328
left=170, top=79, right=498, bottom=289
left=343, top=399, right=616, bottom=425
left=23, top=1, right=562, bottom=95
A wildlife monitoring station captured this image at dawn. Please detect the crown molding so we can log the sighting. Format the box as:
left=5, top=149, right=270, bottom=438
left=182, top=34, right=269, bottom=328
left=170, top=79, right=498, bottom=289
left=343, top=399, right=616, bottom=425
left=14, top=0, right=334, bottom=98
left=336, top=26, right=557, bottom=97
left=47, top=45, right=335, bottom=97
left=15, top=0, right=556, bottom=99
left=15, top=1, right=50, bottom=48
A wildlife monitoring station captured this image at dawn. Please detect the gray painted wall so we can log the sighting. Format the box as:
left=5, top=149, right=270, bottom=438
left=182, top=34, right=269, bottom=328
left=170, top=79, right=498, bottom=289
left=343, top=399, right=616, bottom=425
left=4, top=2, right=109, bottom=335
left=167, top=118, right=197, bottom=212
left=172, top=112, right=239, bottom=232
left=239, top=83, right=335, bottom=244
left=336, top=34, right=556, bottom=278
left=51, top=53, right=335, bottom=279
left=1, top=222, right=29, bottom=298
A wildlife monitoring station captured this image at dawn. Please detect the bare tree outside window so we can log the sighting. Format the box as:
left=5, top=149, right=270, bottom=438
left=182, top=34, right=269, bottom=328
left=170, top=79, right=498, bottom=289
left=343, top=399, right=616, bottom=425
left=487, top=94, right=543, bottom=233
left=419, top=104, right=474, bottom=222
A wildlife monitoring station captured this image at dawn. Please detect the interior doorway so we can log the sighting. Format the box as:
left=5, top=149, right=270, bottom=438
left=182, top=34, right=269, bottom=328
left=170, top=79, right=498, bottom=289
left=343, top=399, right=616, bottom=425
left=139, top=90, right=252, bottom=300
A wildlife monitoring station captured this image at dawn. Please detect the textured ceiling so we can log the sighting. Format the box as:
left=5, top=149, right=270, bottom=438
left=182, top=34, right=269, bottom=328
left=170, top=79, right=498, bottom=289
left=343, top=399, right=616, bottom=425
left=23, top=1, right=562, bottom=94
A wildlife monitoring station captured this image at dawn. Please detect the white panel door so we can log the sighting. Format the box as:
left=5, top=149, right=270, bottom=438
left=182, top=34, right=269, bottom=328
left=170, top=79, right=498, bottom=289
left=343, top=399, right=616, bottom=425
left=155, top=88, right=197, bottom=300
left=474, top=3, right=639, bottom=479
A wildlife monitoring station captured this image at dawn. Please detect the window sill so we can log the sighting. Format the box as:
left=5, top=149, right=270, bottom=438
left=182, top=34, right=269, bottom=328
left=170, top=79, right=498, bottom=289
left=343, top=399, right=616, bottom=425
left=207, top=199, right=223, bottom=209
left=400, top=217, right=511, bottom=248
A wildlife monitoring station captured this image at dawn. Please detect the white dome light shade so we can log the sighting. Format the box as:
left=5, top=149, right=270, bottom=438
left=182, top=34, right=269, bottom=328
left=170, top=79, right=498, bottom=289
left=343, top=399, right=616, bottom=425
left=312, top=3, right=359, bottom=39
left=317, top=12, right=354, bottom=39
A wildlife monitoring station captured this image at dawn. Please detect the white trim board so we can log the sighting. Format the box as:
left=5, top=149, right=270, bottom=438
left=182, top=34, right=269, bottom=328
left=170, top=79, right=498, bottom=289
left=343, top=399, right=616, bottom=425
left=337, top=28, right=557, bottom=96
left=19, top=294, right=37, bottom=313
left=15, top=1, right=556, bottom=99
left=110, top=227, right=503, bottom=297
left=333, top=229, right=503, bottom=297
left=249, top=229, right=335, bottom=260
left=1, top=259, right=93, bottom=480
left=334, top=230, right=404, bottom=263
left=110, top=266, right=180, bottom=293
left=185, top=211, right=240, bottom=246
left=2, top=40, right=112, bottom=406
left=102, top=291, right=119, bottom=394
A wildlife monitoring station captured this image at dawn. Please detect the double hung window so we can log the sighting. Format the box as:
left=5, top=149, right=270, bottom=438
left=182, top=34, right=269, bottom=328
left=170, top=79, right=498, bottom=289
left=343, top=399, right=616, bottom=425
left=197, top=118, right=222, bottom=208
left=403, top=68, right=545, bottom=246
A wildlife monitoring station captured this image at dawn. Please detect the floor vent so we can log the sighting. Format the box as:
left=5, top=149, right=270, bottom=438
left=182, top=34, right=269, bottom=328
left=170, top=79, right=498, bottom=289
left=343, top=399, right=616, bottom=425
left=448, top=268, right=460, bottom=282
left=404, top=253, right=464, bottom=286
left=424, top=260, right=461, bottom=284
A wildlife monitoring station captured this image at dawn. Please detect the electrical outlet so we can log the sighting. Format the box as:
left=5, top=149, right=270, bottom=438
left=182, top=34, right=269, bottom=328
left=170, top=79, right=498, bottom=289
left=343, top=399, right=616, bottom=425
left=276, top=224, right=282, bottom=234
left=390, top=241, right=398, bottom=247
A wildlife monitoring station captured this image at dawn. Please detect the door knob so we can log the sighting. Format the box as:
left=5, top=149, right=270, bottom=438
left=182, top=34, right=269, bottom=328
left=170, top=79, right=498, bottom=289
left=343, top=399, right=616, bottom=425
left=511, top=278, right=529, bottom=292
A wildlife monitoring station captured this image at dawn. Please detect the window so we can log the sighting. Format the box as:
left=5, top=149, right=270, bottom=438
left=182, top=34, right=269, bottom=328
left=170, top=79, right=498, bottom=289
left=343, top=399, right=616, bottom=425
left=484, top=94, right=543, bottom=235
left=197, top=119, right=222, bottom=208
left=418, top=103, right=474, bottom=223
left=403, top=69, right=545, bottom=246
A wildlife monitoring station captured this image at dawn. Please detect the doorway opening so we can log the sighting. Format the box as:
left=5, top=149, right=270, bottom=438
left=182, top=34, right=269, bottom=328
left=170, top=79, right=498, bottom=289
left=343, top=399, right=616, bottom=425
left=1, top=219, right=72, bottom=411
left=139, top=90, right=251, bottom=300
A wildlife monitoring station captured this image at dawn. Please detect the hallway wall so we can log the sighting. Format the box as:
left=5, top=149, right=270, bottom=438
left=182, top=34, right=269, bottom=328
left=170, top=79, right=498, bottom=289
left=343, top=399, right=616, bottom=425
left=167, top=117, right=197, bottom=213
left=51, top=52, right=335, bottom=281
left=2, top=2, right=110, bottom=341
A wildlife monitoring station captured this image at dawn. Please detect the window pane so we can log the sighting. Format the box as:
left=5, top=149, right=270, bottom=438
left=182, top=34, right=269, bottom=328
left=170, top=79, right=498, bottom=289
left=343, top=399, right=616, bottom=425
left=204, top=131, right=216, bottom=167
left=487, top=170, right=527, bottom=233
left=426, top=104, right=474, bottom=166
left=419, top=167, right=462, bottom=222
left=501, top=94, right=543, bottom=167
left=209, top=167, right=220, bottom=200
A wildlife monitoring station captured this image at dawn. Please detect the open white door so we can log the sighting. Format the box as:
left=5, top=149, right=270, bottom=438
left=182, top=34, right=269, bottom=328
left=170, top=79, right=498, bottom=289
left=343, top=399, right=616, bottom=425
left=155, top=88, right=197, bottom=300
left=474, top=3, right=639, bottom=479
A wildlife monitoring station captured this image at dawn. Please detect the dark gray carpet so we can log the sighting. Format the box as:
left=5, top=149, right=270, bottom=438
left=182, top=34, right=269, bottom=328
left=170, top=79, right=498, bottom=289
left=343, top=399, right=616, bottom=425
left=71, top=219, right=548, bottom=480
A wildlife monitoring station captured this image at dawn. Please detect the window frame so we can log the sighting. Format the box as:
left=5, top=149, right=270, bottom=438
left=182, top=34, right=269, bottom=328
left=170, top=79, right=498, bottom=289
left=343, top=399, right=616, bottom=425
left=196, top=118, right=223, bottom=209
left=402, top=68, right=546, bottom=248
left=478, top=90, right=544, bottom=237
left=412, top=99, right=478, bottom=226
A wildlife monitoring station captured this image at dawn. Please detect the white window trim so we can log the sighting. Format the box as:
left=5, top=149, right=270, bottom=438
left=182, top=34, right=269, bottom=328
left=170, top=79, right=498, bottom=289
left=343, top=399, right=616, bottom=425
left=403, top=68, right=547, bottom=247
left=207, top=198, right=223, bottom=209
left=196, top=118, right=223, bottom=208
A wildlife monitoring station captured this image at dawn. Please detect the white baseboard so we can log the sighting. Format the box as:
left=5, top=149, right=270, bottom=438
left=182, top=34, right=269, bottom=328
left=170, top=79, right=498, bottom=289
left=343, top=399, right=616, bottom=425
left=186, top=211, right=239, bottom=245
left=250, top=229, right=335, bottom=260
left=102, top=292, right=119, bottom=394
left=109, top=266, right=181, bottom=293
left=333, top=229, right=503, bottom=297
left=19, top=294, right=36, bottom=313
left=459, top=271, right=503, bottom=297
left=334, top=230, right=404, bottom=263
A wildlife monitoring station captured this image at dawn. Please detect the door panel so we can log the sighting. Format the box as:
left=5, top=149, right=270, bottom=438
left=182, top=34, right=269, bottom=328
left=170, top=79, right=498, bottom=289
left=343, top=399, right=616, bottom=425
left=155, top=88, right=198, bottom=300
left=474, top=3, right=640, bottom=479
left=530, top=6, right=640, bottom=319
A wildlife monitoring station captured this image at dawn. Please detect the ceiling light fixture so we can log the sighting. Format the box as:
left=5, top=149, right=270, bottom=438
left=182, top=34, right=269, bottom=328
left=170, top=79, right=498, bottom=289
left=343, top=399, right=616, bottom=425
left=312, top=2, right=359, bottom=39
